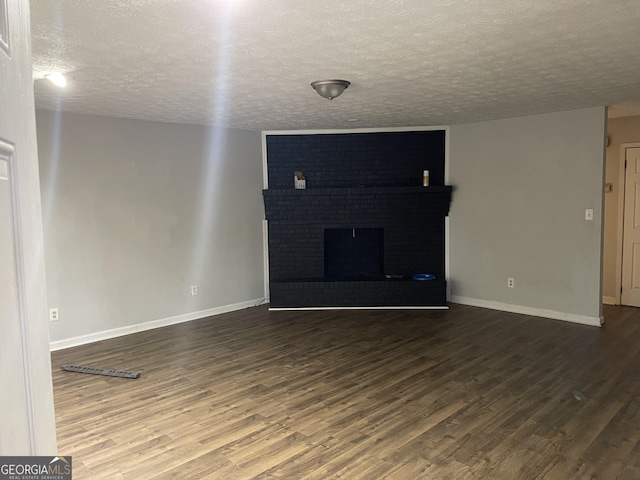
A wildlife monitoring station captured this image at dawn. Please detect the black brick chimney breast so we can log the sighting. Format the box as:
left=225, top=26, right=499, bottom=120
left=263, top=130, right=451, bottom=308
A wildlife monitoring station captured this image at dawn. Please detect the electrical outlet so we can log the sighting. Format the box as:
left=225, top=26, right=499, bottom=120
left=190, top=285, right=198, bottom=296
left=585, top=209, right=594, bottom=221
left=507, top=278, right=515, bottom=288
left=49, top=307, right=59, bottom=322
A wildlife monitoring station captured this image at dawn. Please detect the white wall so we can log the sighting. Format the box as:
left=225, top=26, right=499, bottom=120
left=37, top=111, right=265, bottom=347
left=449, top=107, right=606, bottom=325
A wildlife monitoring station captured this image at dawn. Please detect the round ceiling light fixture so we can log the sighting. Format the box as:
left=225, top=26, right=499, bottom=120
left=310, top=79, right=350, bottom=100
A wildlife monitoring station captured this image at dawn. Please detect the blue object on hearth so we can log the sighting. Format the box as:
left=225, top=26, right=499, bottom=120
left=412, top=273, right=436, bottom=281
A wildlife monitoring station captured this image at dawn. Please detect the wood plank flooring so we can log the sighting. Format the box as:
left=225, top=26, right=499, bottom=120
left=51, top=304, right=640, bottom=479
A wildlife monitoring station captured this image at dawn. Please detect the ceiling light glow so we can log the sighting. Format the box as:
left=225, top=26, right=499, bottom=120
left=47, top=73, right=67, bottom=88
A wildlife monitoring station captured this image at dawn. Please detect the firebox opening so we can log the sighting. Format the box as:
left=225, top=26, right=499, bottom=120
left=324, top=228, right=384, bottom=280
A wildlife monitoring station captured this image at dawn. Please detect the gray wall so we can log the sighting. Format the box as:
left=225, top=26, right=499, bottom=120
left=37, top=111, right=265, bottom=344
left=449, top=107, right=606, bottom=322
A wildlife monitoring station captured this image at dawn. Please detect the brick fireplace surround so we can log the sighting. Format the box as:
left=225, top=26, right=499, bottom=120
left=263, top=130, right=452, bottom=308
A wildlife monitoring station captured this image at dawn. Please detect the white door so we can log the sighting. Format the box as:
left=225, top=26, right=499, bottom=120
left=0, top=0, right=57, bottom=454
left=621, top=147, right=640, bottom=307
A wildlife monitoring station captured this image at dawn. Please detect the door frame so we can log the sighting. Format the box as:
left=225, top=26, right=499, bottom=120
left=615, top=142, right=640, bottom=304
left=0, top=0, right=57, bottom=454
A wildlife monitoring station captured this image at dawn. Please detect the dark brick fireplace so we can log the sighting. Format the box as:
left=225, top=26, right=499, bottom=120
left=263, top=130, right=452, bottom=308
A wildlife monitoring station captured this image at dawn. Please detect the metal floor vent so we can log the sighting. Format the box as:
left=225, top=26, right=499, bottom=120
left=61, top=364, right=140, bottom=379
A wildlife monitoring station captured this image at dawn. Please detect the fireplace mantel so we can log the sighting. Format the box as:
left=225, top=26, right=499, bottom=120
left=263, top=186, right=452, bottom=224
left=263, top=185, right=452, bottom=196
left=263, top=186, right=453, bottom=228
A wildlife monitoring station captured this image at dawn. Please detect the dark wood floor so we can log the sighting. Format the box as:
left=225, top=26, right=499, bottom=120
left=51, top=304, right=640, bottom=479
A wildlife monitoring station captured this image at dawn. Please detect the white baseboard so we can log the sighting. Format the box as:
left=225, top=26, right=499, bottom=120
left=50, top=297, right=265, bottom=351
left=269, top=306, right=449, bottom=311
left=602, top=296, right=617, bottom=305
left=450, top=296, right=603, bottom=327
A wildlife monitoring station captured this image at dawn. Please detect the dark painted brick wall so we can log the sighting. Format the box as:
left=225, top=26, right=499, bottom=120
left=264, top=130, right=449, bottom=307
left=264, top=188, right=451, bottom=281
left=266, top=130, right=445, bottom=189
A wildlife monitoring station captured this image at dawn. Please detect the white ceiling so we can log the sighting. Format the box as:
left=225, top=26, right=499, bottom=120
left=30, top=0, right=640, bottom=131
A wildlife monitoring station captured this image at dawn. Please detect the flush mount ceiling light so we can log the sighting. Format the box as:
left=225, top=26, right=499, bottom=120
left=310, top=79, right=350, bottom=100
left=46, top=72, right=67, bottom=88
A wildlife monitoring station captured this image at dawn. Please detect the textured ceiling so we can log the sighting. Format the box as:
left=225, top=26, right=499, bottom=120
left=31, top=0, right=640, bottom=130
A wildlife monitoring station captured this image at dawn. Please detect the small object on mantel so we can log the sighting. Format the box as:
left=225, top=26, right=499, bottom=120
left=294, top=171, right=306, bottom=189
left=423, top=170, right=430, bottom=186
